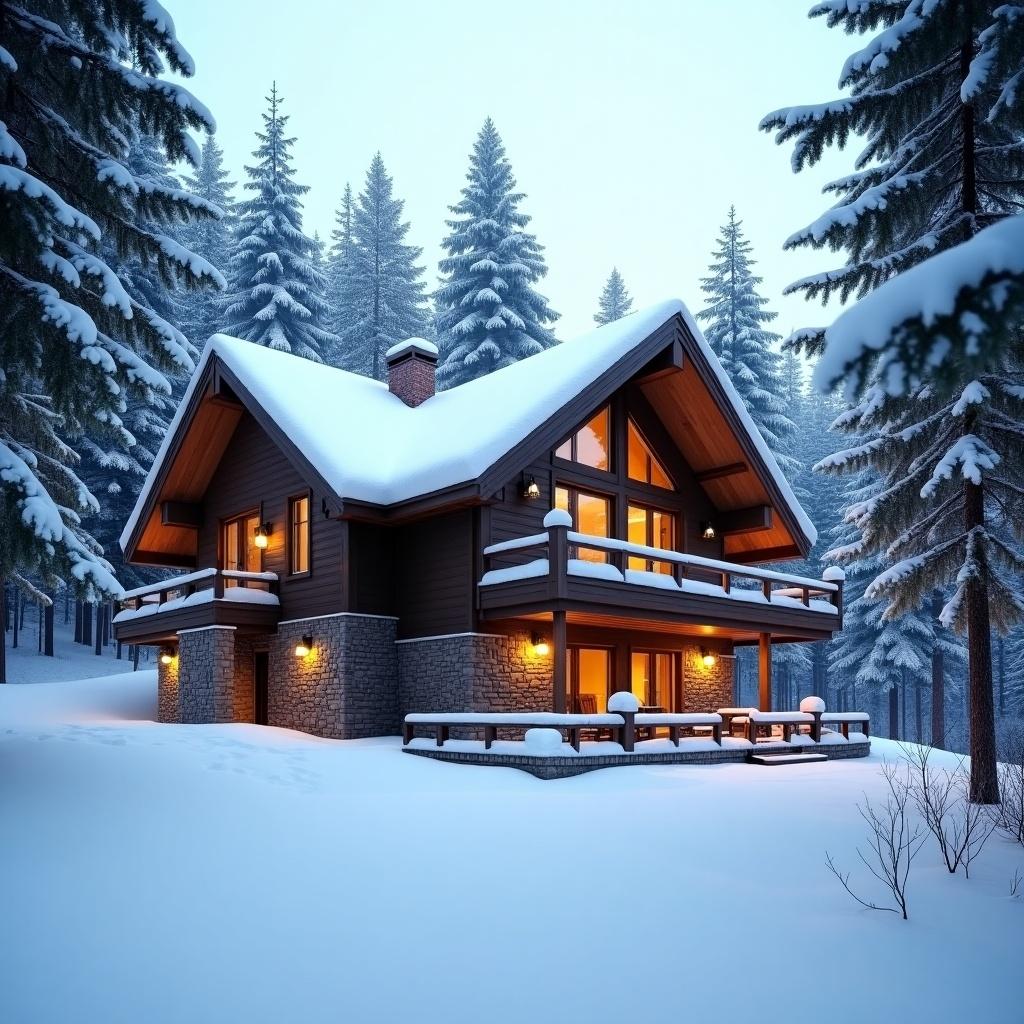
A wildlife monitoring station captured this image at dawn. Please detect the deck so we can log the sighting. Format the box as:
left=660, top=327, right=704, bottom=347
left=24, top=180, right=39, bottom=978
left=478, top=520, right=843, bottom=640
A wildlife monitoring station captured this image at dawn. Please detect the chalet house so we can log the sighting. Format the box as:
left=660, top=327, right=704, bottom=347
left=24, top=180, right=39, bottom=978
left=114, top=300, right=843, bottom=738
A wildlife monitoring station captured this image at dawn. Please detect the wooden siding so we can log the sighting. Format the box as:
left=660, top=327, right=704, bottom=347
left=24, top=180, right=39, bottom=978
left=196, top=412, right=346, bottom=620
left=348, top=521, right=395, bottom=616
left=393, top=510, right=476, bottom=639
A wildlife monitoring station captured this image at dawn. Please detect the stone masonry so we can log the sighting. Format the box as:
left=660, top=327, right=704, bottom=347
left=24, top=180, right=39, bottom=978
left=397, top=630, right=552, bottom=724
left=157, top=650, right=180, bottom=723
left=178, top=625, right=237, bottom=724
left=268, top=613, right=399, bottom=739
left=680, top=643, right=734, bottom=713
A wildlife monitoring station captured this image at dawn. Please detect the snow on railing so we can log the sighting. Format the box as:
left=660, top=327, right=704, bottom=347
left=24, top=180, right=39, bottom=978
left=120, top=568, right=280, bottom=605
left=480, top=513, right=843, bottom=613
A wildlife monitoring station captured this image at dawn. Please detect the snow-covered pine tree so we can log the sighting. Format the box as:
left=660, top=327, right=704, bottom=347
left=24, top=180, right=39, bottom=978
left=697, top=207, right=796, bottom=469
left=594, top=268, right=633, bottom=325
left=222, top=84, right=334, bottom=362
left=79, top=128, right=199, bottom=591
left=0, top=0, right=223, bottom=680
left=337, top=154, right=427, bottom=379
left=323, top=183, right=357, bottom=366
left=435, top=118, right=559, bottom=389
left=179, top=132, right=236, bottom=345
left=762, top=0, right=1024, bottom=802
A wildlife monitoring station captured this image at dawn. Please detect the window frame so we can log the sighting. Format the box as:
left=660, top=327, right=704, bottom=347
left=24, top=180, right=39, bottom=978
left=553, top=405, right=613, bottom=475
left=219, top=508, right=263, bottom=581
left=627, top=418, right=674, bottom=490
left=287, top=491, right=312, bottom=578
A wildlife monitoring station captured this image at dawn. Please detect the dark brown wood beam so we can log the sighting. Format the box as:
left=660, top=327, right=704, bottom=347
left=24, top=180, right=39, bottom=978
left=160, top=500, right=203, bottom=529
left=633, top=339, right=684, bottom=384
left=552, top=610, right=567, bottom=713
left=759, top=632, right=772, bottom=711
left=695, top=461, right=748, bottom=483
left=719, top=505, right=773, bottom=536
left=726, top=544, right=802, bottom=565
left=130, top=550, right=198, bottom=569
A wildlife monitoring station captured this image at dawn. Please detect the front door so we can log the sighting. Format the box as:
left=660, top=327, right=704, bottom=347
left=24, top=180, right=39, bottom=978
left=254, top=651, right=269, bottom=725
left=568, top=646, right=612, bottom=713
left=630, top=650, right=679, bottom=710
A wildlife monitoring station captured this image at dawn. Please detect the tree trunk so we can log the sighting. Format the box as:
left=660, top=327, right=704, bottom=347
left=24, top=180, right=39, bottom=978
left=37, top=600, right=42, bottom=653
left=82, top=602, right=92, bottom=647
left=74, top=599, right=82, bottom=643
left=44, top=598, right=54, bottom=657
left=931, top=591, right=945, bottom=747
left=997, top=633, right=1005, bottom=716
left=0, top=580, right=6, bottom=684
left=63, top=587, right=70, bottom=624
left=915, top=681, right=923, bottom=744
left=12, top=588, right=18, bottom=649
left=94, top=605, right=103, bottom=655
left=888, top=686, right=899, bottom=740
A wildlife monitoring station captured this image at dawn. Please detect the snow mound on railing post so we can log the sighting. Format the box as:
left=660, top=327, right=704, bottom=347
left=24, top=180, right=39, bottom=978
left=542, top=508, right=572, bottom=528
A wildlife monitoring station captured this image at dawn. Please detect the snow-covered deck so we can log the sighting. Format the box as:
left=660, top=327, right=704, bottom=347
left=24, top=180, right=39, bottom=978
left=478, top=519, right=844, bottom=638
left=112, top=568, right=281, bottom=644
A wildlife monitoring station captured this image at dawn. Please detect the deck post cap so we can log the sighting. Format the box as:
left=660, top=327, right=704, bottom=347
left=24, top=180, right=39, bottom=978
left=543, top=508, right=573, bottom=529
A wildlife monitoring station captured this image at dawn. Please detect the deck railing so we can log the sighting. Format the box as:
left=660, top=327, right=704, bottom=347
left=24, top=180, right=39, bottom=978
left=118, top=567, right=280, bottom=614
left=481, top=515, right=843, bottom=614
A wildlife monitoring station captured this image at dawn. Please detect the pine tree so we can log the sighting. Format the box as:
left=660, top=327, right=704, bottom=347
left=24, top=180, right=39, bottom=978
left=0, top=0, right=222, bottom=671
left=222, top=85, right=334, bottom=362
left=594, top=268, right=633, bottom=325
left=324, top=183, right=357, bottom=366
left=180, top=132, right=236, bottom=345
left=762, top=1, right=1024, bottom=802
left=697, top=207, right=796, bottom=467
left=339, top=154, right=427, bottom=379
left=435, top=118, right=559, bottom=389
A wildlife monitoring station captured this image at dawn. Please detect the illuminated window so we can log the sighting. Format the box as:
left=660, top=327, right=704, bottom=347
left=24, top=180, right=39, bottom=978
left=627, top=420, right=672, bottom=488
left=222, top=513, right=261, bottom=587
left=627, top=504, right=675, bottom=574
left=630, top=651, right=676, bottom=709
left=555, top=407, right=611, bottom=471
left=569, top=646, right=611, bottom=713
left=289, top=495, right=310, bottom=575
left=556, top=485, right=610, bottom=563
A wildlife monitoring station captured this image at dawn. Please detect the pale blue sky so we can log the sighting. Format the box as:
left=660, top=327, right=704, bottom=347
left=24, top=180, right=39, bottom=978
left=170, top=0, right=857, bottom=340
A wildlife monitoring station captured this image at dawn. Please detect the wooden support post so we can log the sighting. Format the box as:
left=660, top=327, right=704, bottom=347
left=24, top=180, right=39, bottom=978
left=758, top=632, right=772, bottom=711
left=552, top=609, right=567, bottom=713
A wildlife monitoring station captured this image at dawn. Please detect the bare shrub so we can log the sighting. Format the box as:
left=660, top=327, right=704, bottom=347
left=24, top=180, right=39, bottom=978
left=900, top=742, right=996, bottom=878
left=826, top=760, right=925, bottom=920
left=1010, top=868, right=1022, bottom=899
left=995, top=724, right=1024, bottom=847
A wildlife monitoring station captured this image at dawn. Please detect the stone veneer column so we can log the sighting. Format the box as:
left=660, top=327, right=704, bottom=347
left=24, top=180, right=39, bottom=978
left=177, top=626, right=237, bottom=725
left=269, top=613, right=399, bottom=739
left=680, top=643, right=734, bottom=712
left=157, top=653, right=181, bottom=723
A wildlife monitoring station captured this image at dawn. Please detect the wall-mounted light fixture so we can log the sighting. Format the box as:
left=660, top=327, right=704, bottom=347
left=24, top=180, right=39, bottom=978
left=521, top=474, right=541, bottom=500
left=531, top=632, right=550, bottom=657
left=700, top=521, right=717, bottom=541
left=700, top=647, right=717, bottom=668
left=159, top=648, right=175, bottom=666
left=253, top=522, right=272, bottom=549
left=294, top=634, right=313, bottom=658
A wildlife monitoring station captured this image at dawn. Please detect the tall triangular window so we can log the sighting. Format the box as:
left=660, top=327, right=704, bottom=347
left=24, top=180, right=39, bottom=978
left=627, top=420, right=672, bottom=488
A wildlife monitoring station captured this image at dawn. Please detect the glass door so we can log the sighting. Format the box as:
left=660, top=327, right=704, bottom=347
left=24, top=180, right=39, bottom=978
left=568, top=646, right=612, bottom=714
left=222, top=512, right=261, bottom=586
left=630, top=650, right=678, bottom=710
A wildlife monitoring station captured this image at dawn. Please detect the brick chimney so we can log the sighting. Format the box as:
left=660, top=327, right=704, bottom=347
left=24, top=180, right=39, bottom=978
left=386, top=338, right=438, bottom=407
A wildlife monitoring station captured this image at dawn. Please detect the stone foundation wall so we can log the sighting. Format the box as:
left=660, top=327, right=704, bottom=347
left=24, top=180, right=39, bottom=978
left=178, top=626, right=236, bottom=724
left=268, top=614, right=399, bottom=739
left=680, top=644, right=734, bottom=713
left=157, top=652, right=180, bottom=723
left=397, top=630, right=552, bottom=722
left=232, top=634, right=258, bottom=724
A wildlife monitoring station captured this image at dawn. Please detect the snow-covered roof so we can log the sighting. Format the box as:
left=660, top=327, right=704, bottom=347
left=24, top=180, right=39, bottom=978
left=121, top=299, right=816, bottom=550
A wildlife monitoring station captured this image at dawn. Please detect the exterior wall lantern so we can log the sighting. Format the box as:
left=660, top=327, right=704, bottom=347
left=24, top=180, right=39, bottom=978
left=159, top=648, right=175, bottom=666
left=521, top=474, right=541, bottom=500
left=700, top=647, right=717, bottom=668
left=294, top=634, right=314, bottom=658
left=700, top=521, right=716, bottom=541
left=531, top=632, right=550, bottom=657
left=253, top=522, right=272, bottom=549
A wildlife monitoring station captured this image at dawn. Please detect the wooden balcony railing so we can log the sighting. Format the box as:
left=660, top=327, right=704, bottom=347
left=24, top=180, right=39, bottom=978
left=480, top=515, right=843, bottom=615
left=118, top=567, right=280, bottom=616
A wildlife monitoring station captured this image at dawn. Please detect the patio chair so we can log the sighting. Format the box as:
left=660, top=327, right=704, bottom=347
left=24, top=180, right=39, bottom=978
left=574, top=693, right=613, bottom=741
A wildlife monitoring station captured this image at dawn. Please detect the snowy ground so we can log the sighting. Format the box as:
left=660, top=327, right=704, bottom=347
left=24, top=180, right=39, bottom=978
left=0, top=670, right=1020, bottom=1023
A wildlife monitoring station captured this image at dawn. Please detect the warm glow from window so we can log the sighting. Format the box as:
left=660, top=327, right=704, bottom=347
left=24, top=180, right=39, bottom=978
left=627, top=504, right=675, bottom=574
left=290, top=496, right=310, bottom=574
left=627, top=420, right=671, bottom=488
left=555, top=408, right=611, bottom=471
left=557, top=485, right=610, bottom=563
left=571, top=647, right=611, bottom=713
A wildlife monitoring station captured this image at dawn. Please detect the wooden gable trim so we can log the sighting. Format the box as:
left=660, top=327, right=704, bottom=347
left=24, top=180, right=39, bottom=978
left=122, top=355, right=345, bottom=564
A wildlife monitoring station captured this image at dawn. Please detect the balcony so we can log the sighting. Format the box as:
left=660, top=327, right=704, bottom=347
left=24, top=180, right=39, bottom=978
left=113, top=568, right=281, bottom=645
left=478, top=517, right=843, bottom=641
